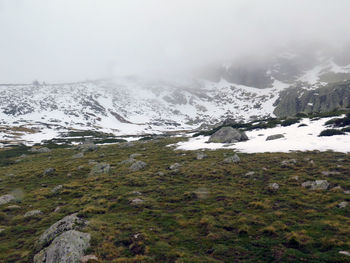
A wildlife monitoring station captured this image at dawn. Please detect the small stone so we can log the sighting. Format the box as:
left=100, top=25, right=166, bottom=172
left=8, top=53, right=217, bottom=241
left=43, top=168, right=56, bottom=176
left=6, top=205, right=21, bottom=210
left=130, top=161, right=147, bottom=171
left=0, top=194, right=15, bottom=205
left=196, top=152, right=207, bottom=160
left=338, top=201, right=348, bottom=208
left=292, top=176, right=299, bottom=181
left=24, top=210, right=42, bottom=218
left=130, top=198, right=144, bottom=206
left=223, top=154, right=240, bottom=163
left=339, top=251, right=350, bottom=257
left=281, top=159, right=297, bottom=166
left=120, top=158, right=136, bottom=165
left=131, top=191, right=142, bottom=196
left=51, top=185, right=63, bottom=193
left=72, top=152, right=84, bottom=159
left=321, top=171, right=340, bottom=176
left=311, top=180, right=329, bottom=190
left=0, top=228, right=5, bottom=233
left=268, top=183, right=279, bottom=191
left=266, top=134, right=284, bottom=141
left=245, top=171, right=255, bottom=177
left=30, top=147, right=51, bottom=153
left=169, top=163, right=182, bottom=170
left=344, top=190, right=350, bottom=194
left=54, top=206, right=61, bottom=213
left=301, top=181, right=313, bottom=188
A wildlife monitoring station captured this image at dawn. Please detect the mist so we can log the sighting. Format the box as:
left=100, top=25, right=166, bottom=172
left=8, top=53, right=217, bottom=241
left=1, top=0, right=350, bottom=83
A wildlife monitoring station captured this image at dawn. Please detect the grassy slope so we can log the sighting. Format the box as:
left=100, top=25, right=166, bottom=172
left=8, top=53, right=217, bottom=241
left=0, top=138, right=349, bottom=262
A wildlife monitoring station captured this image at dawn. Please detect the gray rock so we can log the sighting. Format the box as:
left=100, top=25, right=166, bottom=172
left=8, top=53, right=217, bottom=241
left=6, top=205, right=21, bottom=210
left=311, top=180, right=330, bottom=190
left=321, top=171, right=341, bottom=176
left=72, top=152, right=84, bottom=159
left=0, top=194, right=15, bottom=205
left=223, top=154, right=240, bottom=164
left=169, top=163, right=181, bottom=170
left=77, top=143, right=97, bottom=152
left=90, top=163, right=110, bottom=175
left=35, top=213, right=87, bottom=251
left=34, top=230, right=90, bottom=263
left=24, top=209, right=42, bottom=218
left=266, top=134, right=285, bottom=141
left=344, top=190, right=350, bottom=194
left=245, top=171, right=255, bottom=177
left=51, top=185, right=63, bottom=194
left=339, top=251, right=350, bottom=257
left=30, top=147, right=51, bottom=153
left=0, top=228, right=4, bottom=233
left=208, top=127, right=248, bottom=143
left=120, top=158, right=136, bottom=165
left=196, top=152, right=207, bottom=160
left=281, top=159, right=297, bottom=166
left=338, top=201, right=348, bottom=208
left=268, top=183, right=279, bottom=191
left=130, top=161, right=147, bottom=171
left=301, top=181, right=313, bottom=188
left=43, top=168, right=56, bottom=176
left=130, top=198, right=145, bottom=206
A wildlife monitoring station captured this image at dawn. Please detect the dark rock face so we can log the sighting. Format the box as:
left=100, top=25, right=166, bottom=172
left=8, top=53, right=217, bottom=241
left=266, top=134, right=285, bottom=141
left=208, top=127, right=248, bottom=143
left=274, top=81, right=350, bottom=117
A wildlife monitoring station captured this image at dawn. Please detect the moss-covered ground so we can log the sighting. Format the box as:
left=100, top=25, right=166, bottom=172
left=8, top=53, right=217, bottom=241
left=0, top=137, right=349, bottom=262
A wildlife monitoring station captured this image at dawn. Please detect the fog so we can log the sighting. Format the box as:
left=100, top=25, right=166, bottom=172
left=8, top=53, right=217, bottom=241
left=1, top=0, right=350, bottom=83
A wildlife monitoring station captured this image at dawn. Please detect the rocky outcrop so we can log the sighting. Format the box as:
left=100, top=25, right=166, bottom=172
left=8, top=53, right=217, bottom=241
left=266, top=134, right=284, bottom=141
left=208, top=127, right=248, bottom=143
left=34, top=214, right=90, bottom=263
left=34, top=230, right=90, bottom=263
left=274, top=81, right=350, bottom=117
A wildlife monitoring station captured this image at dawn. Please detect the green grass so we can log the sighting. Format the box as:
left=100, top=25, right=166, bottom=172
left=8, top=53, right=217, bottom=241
left=0, top=137, right=349, bottom=262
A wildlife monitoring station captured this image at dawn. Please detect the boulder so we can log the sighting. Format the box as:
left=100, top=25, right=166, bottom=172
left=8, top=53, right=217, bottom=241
left=208, top=127, right=248, bottom=143
left=223, top=154, right=240, bottom=164
left=0, top=194, right=15, bottom=205
left=35, top=213, right=87, bottom=251
left=130, top=161, right=147, bottom=171
left=90, top=163, right=110, bottom=175
left=34, top=230, right=90, bottom=263
left=266, top=134, right=284, bottom=141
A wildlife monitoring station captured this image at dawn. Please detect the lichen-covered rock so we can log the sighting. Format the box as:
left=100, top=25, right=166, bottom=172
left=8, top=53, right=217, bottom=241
left=0, top=194, right=15, bottom=205
left=266, top=134, right=285, bottom=141
left=35, top=213, right=87, bottom=251
left=208, top=127, right=248, bottom=143
left=130, top=161, right=147, bottom=171
left=90, top=163, right=110, bottom=175
left=34, top=230, right=90, bottom=263
left=223, top=154, right=240, bottom=164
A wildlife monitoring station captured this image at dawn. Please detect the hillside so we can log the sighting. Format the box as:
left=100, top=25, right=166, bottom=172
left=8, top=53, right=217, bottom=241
left=0, top=137, right=349, bottom=262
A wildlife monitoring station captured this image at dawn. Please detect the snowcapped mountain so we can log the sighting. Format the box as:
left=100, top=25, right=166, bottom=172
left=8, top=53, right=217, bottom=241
left=1, top=55, right=350, bottom=146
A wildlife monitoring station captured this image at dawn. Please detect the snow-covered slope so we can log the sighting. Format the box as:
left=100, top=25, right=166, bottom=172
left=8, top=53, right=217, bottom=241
left=0, top=77, right=289, bottom=145
left=174, top=116, right=350, bottom=153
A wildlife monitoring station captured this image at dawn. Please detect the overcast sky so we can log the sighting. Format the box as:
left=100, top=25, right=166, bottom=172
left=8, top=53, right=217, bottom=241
left=1, top=0, right=350, bottom=83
